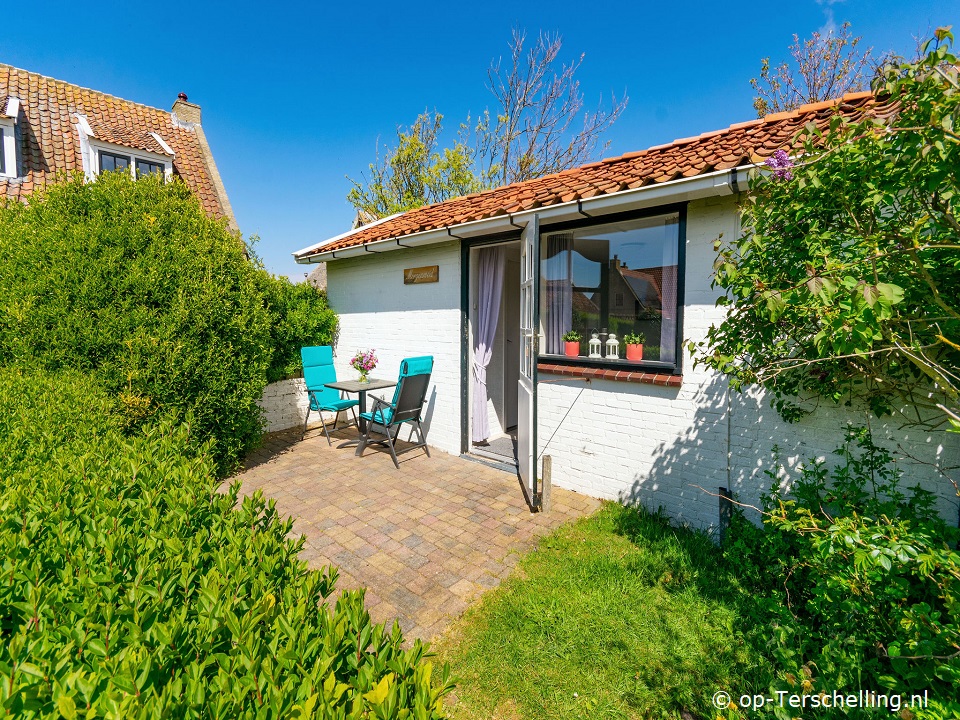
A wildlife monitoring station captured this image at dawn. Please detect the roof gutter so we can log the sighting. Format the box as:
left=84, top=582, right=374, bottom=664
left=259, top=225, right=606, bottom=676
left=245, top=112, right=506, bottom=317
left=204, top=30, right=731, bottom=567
left=295, top=165, right=753, bottom=264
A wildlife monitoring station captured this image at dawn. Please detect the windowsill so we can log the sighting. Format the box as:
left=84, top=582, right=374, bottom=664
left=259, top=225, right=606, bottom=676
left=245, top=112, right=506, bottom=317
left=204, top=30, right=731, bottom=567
left=538, top=361, right=682, bottom=387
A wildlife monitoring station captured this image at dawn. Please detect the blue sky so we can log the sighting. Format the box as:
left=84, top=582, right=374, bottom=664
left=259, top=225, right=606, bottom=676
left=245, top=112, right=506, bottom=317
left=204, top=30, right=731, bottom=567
left=6, top=0, right=956, bottom=280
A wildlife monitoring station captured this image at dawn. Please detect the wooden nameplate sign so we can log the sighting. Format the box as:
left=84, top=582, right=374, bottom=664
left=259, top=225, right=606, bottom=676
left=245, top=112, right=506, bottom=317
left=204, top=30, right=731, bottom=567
left=403, top=265, right=439, bottom=284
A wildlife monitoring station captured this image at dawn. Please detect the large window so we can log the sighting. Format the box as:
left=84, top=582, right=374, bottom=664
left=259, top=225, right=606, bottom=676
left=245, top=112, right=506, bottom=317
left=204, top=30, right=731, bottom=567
left=540, top=210, right=682, bottom=367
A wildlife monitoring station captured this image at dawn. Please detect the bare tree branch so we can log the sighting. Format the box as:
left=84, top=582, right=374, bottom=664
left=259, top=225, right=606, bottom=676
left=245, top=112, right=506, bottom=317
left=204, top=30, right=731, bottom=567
left=478, top=29, right=628, bottom=186
left=751, top=22, right=875, bottom=117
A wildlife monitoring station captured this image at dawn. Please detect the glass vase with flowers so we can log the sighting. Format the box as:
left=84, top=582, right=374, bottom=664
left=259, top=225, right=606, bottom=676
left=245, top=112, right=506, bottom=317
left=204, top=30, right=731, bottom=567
left=350, top=349, right=378, bottom=383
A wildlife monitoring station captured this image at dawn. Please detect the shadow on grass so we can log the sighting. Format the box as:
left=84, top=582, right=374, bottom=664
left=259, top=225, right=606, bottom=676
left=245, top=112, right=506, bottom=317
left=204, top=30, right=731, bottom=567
left=610, top=501, right=747, bottom=605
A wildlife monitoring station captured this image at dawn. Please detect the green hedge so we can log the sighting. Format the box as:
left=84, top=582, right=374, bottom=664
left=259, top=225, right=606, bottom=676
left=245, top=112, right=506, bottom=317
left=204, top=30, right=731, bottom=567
left=728, top=428, right=959, bottom=718
left=0, top=369, right=450, bottom=718
left=260, top=274, right=338, bottom=384
left=0, top=173, right=336, bottom=472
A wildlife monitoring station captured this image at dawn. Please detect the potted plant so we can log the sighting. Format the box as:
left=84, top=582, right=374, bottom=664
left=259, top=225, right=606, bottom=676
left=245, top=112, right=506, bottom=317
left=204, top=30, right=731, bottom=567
left=561, top=330, right=581, bottom=357
left=623, top=332, right=645, bottom=362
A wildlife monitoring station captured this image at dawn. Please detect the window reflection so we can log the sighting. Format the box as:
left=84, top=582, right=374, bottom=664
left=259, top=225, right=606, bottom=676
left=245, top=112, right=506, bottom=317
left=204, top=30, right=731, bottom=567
left=540, top=212, right=680, bottom=366
left=135, top=159, right=164, bottom=176
left=100, top=152, right=130, bottom=173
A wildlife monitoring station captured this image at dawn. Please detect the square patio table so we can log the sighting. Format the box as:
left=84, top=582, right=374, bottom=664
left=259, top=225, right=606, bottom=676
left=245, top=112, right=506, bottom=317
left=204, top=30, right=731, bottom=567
left=323, top=378, right=396, bottom=434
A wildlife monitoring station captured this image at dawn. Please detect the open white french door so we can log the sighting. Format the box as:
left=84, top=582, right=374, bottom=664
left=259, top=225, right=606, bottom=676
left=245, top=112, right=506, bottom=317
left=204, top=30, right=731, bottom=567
left=517, top=215, right=539, bottom=508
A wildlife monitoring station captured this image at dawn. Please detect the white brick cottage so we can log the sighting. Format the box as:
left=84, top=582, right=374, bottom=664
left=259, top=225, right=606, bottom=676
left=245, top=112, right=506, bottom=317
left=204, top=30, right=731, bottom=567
left=295, top=93, right=959, bottom=531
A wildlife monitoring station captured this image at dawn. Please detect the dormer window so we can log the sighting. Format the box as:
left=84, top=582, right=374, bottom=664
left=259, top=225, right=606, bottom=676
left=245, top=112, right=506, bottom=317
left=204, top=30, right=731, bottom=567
left=98, top=151, right=166, bottom=178
left=135, top=158, right=164, bottom=177
left=74, top=113, right=173, bottom=183
left=96, top=148, right=170, bottom=179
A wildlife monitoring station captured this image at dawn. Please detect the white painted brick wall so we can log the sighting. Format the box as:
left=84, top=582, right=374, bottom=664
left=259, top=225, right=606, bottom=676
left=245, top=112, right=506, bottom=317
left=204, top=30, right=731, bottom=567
left=258, top=378, right=309, bottom=432
left=321, top=202, right=959, bottom=531
left=326, top=241, right=462, bottom=454
left=257, top=379, right=364, bottom=435
left=538, top=196, right=960, bottom=530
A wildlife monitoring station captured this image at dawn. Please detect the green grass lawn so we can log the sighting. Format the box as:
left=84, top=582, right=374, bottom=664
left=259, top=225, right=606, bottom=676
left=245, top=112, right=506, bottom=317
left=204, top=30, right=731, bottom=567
left=435, top=502, right=769, bottom=720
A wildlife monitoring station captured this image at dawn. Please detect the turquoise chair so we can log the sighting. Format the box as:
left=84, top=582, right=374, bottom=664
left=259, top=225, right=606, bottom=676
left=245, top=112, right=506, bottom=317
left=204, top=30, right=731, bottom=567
left=356, top=356, right=433, bottom=468
left=301, top=346, right=359, bottom=445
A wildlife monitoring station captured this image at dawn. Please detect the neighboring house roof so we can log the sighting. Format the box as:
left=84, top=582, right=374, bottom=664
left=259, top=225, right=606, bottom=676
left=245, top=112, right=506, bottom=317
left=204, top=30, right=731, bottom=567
left=618, top=265, right=664, bottom=309
left=571, top=291, right=599, bottom=315
left=352, top=208, right=378, bottom=229
left=299, top=91, right=890, bottom=258
left=0, top=64, right=235, bottom=225
left=306, top=262, right=327, bottom=290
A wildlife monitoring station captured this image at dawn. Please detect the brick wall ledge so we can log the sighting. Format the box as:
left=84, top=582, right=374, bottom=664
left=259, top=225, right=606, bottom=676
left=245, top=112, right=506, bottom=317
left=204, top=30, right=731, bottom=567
left=538, top=362, right=682, bottom=387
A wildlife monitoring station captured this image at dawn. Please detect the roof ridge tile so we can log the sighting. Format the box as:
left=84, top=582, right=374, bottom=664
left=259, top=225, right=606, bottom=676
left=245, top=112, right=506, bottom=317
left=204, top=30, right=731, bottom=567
left=0, top=63, right=172, bottom=116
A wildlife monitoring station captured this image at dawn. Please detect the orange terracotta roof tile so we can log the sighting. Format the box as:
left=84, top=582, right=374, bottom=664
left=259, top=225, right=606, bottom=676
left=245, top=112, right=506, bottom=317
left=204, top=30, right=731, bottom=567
left=300, top=91, right=888, bottom=257
left=300, top=88, right=888, bottom=258
left=86, top=118, right=170, bottom=156
left=0, top=64, right=228, bottom=219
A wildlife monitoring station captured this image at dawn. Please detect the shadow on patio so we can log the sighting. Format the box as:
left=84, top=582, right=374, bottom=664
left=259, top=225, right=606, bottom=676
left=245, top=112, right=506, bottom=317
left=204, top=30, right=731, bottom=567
left=230, top=423, right=600, bottom=641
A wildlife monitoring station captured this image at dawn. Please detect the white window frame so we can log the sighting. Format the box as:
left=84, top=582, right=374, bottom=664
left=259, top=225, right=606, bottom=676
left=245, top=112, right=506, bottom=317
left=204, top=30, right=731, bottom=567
left=89, top=139, right=173, bottom=182
left=0, top=97, right=18, bottom=179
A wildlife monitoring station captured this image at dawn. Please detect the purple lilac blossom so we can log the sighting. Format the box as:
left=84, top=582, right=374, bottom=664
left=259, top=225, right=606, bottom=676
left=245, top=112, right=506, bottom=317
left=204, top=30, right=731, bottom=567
left=765, top=149, right=794, bottom=180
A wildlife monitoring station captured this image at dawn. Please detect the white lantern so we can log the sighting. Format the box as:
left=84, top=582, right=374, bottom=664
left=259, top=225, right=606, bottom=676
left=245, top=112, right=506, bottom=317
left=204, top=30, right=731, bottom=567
left=606, top=333, right=619, bottom=359
left=588, top=332, right=602, bottom=358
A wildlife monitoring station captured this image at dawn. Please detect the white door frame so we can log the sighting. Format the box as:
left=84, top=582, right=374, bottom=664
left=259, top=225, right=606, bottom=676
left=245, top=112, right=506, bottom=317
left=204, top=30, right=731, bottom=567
left=517, top=215, right=539, bottom=508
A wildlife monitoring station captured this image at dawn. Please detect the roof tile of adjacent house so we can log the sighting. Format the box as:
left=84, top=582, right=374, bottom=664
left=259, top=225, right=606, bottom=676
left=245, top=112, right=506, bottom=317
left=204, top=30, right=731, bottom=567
left=0, top=64, right=233, bottom=222
left=307, top=91, right=887, bottom=256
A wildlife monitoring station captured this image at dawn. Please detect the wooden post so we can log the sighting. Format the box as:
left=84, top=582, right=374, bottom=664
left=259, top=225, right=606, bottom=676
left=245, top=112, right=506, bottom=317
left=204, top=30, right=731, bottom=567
left=718, top=486, right=733, bottom=545
left=541, top=455, right=552, bottom=512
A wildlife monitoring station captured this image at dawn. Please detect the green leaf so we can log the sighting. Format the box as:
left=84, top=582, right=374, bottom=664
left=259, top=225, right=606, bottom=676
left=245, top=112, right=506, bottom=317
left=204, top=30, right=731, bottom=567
left=875, top=282, right=904, bottom=306
left=17, top=663, right=44, bottom=679
left=85, top=640, right=107, bottom=658
left=363, top=673, right=394, bottom=705
left=57, top=695, right=77, bottom=720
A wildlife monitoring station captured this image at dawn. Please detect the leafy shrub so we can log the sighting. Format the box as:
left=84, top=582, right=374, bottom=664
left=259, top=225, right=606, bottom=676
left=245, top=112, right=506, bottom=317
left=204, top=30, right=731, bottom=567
left=728, top=427, right=959, bottom=717
left=0, top=172, right=325, bottom=472
left=260, top=273, right=338, bottom=383
left=699, top=33, right=960, bottom=427
left=0, top=369, right=451, bottom=718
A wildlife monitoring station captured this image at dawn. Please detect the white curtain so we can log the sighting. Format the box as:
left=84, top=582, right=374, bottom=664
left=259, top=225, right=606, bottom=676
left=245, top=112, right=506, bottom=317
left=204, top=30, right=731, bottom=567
left=660, top=222, right=679, bottom=364
left=544, top=233, right=573, bottom=354
left=472, top=246, right=505, bottom=443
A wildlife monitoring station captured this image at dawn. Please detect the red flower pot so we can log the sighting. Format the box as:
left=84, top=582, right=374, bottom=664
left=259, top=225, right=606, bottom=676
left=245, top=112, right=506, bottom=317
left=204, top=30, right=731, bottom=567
left=626, top=344, right=644, bottom=362
left=563, top=341, right=580, bottom=357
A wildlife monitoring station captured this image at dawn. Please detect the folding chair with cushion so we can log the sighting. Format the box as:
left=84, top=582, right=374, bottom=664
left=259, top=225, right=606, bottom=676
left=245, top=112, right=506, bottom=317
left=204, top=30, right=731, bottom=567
left=356, top=356, right=433, bottom=468
left=301, top=346, right=359, bottom=445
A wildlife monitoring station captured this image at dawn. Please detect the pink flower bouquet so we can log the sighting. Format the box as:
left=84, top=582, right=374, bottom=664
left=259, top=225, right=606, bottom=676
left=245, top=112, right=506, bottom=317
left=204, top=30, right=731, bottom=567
left=350, top=349, right=378, bottom=383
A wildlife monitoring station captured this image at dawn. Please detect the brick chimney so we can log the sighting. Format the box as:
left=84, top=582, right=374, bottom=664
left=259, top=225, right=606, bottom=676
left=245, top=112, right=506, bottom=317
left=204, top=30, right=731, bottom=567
left=169, top=92, right=237, bottom=231
left=172, top=92, right=202, bottom=125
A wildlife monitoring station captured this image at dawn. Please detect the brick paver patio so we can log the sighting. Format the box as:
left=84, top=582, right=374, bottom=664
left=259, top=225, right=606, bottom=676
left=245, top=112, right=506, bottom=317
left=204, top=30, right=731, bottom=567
left=230, top=423, right=600, bottom=641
